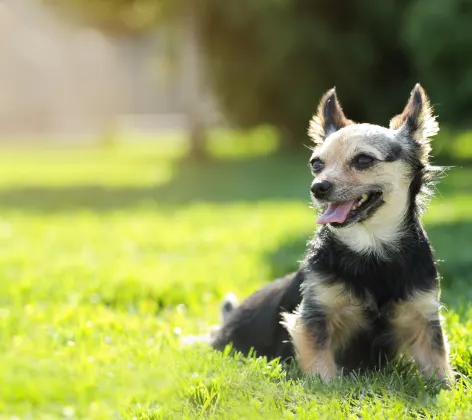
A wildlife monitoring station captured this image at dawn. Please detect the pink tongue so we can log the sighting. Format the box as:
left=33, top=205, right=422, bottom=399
left=317, top=201, right=355, bottom=224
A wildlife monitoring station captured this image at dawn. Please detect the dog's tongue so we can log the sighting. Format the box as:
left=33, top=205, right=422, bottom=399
left=317, top=201, right=355, bottom=224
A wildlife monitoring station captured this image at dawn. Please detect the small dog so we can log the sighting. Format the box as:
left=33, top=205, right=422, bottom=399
left=208, top=84, right=452, bottom=382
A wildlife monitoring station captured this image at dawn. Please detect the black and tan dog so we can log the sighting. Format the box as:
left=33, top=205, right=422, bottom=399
left=208, top=84, right=452, bottom=383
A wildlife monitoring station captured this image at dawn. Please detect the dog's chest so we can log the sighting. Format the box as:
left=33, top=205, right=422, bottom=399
left=342, top=254, right=436, bottom=307
left=346, top=271, right=407, bottom=308
left=307, top=236, right=438, bottom=307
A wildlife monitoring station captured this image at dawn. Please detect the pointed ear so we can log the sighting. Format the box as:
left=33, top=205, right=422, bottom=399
left=308, top=88, right=353, bottom=144
left=389, top=84, right=439, bottom=161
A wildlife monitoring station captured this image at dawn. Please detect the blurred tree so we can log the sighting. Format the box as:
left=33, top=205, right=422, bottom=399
left=182, top=4, right=208, bottom=160
left=403, top=0, right=472, bottom=125
left=197, top=0, right=414, bottom=148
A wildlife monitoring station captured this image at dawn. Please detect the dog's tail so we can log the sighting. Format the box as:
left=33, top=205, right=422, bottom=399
left=180, top=293, right=239, bottom=347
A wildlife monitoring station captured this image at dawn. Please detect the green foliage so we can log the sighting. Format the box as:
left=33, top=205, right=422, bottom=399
left=197, top=0, right=414, bottom=142
left=197, top=0, right=472, bottom=146
left=403, top=0, right=472, bottom=125
left=0, top=132, right=471, bottom=417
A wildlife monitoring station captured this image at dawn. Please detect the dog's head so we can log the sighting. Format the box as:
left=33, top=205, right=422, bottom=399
left=308, top=84, right=438, bottom=229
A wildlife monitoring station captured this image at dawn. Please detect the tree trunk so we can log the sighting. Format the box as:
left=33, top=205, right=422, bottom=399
left=183, top=5, right=207, bottom=160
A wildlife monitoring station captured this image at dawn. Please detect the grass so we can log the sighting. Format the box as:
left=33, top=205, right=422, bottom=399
left=0, top=132, right=471, bottom=419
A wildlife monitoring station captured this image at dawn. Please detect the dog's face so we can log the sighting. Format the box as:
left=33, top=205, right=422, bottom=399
left=308, top=84, right=438, bottom=228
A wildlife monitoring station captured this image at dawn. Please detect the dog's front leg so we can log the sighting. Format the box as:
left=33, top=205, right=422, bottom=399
left=391, top=289, right=453, bottom=382
left=282, top=282, right=367, bottom=382
left=282, top=307, right=336, bottom=382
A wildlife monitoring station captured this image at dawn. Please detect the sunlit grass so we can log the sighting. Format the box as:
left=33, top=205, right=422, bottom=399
left=0, top=132, right=471, bottom=418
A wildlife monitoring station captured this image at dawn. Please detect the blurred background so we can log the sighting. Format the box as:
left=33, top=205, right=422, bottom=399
left=1, top=0, right=472, bottom=162
left=2, top=1, right=472, bottom=417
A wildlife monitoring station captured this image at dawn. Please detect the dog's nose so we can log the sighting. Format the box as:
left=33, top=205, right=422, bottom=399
left=311, top=181, right=332, bottom=198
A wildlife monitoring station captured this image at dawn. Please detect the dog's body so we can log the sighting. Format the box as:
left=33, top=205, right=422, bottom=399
left=211, top=271, right=303, bottom=360
left=206, top=84, right=452, bottom=382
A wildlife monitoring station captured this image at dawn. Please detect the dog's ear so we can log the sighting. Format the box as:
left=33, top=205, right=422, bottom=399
left=390, top=84, right=439, bottom=161
left=309, top=88, right=353, bottom=144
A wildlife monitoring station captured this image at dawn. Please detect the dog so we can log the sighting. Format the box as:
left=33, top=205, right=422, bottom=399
left=206, top=84, right=452, bottom=383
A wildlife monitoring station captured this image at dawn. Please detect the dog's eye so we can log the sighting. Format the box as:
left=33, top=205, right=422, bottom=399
left=353, top=154, right=376, bottom=169
left=310, top=158, right=324, bottom=173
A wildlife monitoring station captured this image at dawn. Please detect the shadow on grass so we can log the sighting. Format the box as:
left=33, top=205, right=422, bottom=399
left=0, top=152, right=311, bottom=213
left=263, top=232, right=309, bottom=280
left=0, top=149, right=469, bottom=214
left=296, top=360, right=451, bottom=400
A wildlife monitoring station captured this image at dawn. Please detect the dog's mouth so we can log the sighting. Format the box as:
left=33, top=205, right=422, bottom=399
left=316, top=191, right=384, bottom=227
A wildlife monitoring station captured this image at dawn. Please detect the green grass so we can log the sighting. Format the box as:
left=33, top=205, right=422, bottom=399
left=0, top=134, right=471, bottom=419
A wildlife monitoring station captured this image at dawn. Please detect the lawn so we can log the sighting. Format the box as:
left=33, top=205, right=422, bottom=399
left=0, top=132, right=471, bottom=419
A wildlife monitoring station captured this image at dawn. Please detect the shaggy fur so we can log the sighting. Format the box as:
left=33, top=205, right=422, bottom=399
left=205, top=84, right=452, bottom=383
left=211, top=272, right=303, bottom=360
